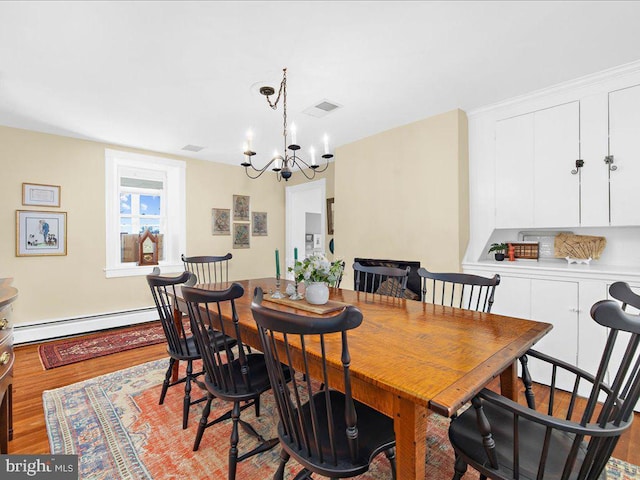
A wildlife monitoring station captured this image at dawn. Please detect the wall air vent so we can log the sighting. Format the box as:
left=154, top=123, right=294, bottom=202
left=302, top=99, right=342, bottom=118
left=181, top=144, right=205, bottom=152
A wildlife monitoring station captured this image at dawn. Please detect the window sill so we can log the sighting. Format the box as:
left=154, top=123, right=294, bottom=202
left=104, top=262, right=184, bottom=278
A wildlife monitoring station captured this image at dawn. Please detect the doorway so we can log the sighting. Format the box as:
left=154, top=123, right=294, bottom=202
left=285, top=179, right=326, bottom=278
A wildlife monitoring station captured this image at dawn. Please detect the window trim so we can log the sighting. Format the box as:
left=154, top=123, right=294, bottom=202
left=105, top=149, right=186, bottom=278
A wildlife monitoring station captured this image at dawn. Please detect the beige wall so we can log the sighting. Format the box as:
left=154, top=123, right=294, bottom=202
left=0, top=126, right=285, bottom=326
left=334, top=109, right=469, bottom=289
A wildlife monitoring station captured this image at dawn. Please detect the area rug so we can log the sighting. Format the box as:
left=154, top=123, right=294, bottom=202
left=43, top=359, right=640, bottom=480
left=38, top=322, right=166, bottom=369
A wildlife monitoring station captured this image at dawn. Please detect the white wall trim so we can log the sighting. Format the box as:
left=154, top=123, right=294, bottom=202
left=13, top=307, right=158, bottom=344
left=468, top=59, right=640, bottom=118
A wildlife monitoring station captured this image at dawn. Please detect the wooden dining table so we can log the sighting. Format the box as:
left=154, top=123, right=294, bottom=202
left=172, top=277, right=552, bottom=480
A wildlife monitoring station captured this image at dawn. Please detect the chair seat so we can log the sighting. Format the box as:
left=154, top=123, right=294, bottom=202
left=203, top=353, right=273, bottom=402
left=278, top=390, right=395, bottom=478
left=449, top=393, right=597, bottom=480
left=169, top=331, right=237, bottom=361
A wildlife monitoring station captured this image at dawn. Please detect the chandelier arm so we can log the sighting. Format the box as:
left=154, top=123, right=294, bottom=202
left=288, top=157, right=317, bottom=180
left=243, top=158, right=278, bottom=179
left=293, top=155, right=330, bottom=174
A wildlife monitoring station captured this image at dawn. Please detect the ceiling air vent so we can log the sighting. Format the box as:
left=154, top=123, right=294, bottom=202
left=302, top=99, right=342, bottom=118
left=181, top=144, right=205, bottom=152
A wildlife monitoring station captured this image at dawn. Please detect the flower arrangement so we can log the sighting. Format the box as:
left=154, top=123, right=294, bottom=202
left=289, top=253, right=343, bottom=285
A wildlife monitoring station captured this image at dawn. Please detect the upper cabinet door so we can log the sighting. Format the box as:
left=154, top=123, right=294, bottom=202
left=495, top=114, right=534, bottom=228
left=609, top=84, right=640, bottom=226
left=533, top=102, right=580, bottom=227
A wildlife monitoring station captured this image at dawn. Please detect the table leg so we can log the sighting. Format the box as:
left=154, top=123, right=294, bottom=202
left=393, top=396, right=428, bottom=480
left=171, top=304, right=182, bottom=383
left=500, top=359, right=518, bottom=401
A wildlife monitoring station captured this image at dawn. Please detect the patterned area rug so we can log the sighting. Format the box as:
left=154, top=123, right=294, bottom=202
left=38, top=322, right=166, bottom=369
left=43, top=359, right=640, bottom=479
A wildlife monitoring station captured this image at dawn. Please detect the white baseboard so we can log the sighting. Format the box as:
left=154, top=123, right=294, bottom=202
left=13, top=307, right=158, bottom=345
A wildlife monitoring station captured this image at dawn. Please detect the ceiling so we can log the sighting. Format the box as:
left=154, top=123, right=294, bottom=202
left=1, top=1, right=640, bottom=167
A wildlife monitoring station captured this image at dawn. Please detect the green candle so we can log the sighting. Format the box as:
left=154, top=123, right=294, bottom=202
left=275, top=249, right=280, bottom=277
left=294, top=247, right=298, bottom=261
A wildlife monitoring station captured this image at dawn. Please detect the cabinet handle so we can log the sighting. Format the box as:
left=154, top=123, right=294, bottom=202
left=0, top=318, right=7, bottom=330
left=0, top=352, right=9, bottom=366
left=571, top=159, right=584, bottom=175
left=604, top=155, right=618, bottom=171
left=569, top=308, right=581, bottom=313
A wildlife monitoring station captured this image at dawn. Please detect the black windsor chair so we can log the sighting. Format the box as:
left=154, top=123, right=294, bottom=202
left=251, top=287, right=397, bottom=480
left=417, top=268, right=500, bottom=313
left=181, top=283, right=284, bottom=480
left=449, top=298, right=640, bottom=480
left=147, top=270, right=234, bottom=429
left=352, top=261, right=410, bottom=299
left=182, top=253, right=232, bottom=284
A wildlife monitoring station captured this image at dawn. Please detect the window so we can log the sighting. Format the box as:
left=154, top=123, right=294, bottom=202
left=105, top=149, right=185, bottom=277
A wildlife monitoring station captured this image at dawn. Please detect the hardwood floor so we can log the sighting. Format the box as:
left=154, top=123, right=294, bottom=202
left=8, top=333, right=640, bottom=467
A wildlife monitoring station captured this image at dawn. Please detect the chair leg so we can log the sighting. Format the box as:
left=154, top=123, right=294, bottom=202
left=273, top=449, right=290, bottom=480
left=254, top=395, right=261, bottom=417
left=384, top=448, right=397, bottom=480
left=453, top=454, right=467, bottom=480
left=159, top=358, right=175, bottom=405
left=183, top=360, right=194, bottom=429
left=228, top=401, right=241, bottom=480
left=193, top=395, right=212, bottom=451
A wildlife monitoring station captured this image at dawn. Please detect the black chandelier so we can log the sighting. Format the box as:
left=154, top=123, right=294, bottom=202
left=241, top=68, right=333, bottom=181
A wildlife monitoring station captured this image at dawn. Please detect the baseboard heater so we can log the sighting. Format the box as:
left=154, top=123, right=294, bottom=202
left=13, top=306, right=158, bottom=345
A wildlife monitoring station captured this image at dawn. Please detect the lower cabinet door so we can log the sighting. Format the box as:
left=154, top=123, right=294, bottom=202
left=529, top=279, right=579, bottom=391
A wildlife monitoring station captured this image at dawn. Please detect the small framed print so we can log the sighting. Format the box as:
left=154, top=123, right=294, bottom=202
left=233, top=223, right=250, bottom=249
left=233, top=194, right=250, bottom=222
left=16, top=210, right=67, bottom=256
left=212, top=208, right=231, bottom=235
left=22, top=183, right=61, bottom=207
left=252, top=212, right=267, bottom=236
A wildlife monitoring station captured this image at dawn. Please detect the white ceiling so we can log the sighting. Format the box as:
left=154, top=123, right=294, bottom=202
left=1, top=1, right=640, bottom=167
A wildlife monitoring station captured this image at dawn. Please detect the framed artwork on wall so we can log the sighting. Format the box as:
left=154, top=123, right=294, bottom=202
left=212, top=208, right=231, bottom=235
left=327, top=197, right=334, bottom=235
left=252, top=212, right=267, bottom=236
left=22, top=183, right=61, bottom=207
left=233, top=195, right=250, bottom=222
left=16, top=210, right=67, bottom=256
left=233, top=223, right=250, bottom=249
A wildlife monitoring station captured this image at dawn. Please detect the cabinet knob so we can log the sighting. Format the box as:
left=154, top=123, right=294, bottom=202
left=0, top=318, right=7, bottom=330
left=0, top=352, right=9, bottom=366
left=604, top=155, right=618, bottom=171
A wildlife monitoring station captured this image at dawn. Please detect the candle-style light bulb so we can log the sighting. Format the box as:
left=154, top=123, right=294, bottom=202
left=273, top=150, right=280, bottom=169
left=290, top=123, right=297, bottom=145
left=243, top=141, right=248, bottom=154
left=310, top=146, right=316, bottom=166
left=323, top=134, right=329, bottom=155
left=246, top=130, right=253, bottom=152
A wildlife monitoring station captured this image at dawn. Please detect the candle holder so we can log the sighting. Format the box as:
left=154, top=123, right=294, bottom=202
left=271, top=274, right=285, bottom=299
left=289, top=278, right=303, bottom=300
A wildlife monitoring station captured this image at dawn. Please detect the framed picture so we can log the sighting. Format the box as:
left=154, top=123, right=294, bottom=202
left=212, top=208, right=231, bottom=235
left=22, top=183, right=61, bottom=207
left=326, top=197, right=334, bottom=235
left=16, top=210, right=67, bottom=256
left=313, top=234, right=322, bottom=249
left=305, top=233, right=313, bottom=242
left=233, top=223, right=250, bottom=249
left=233, top=194, right=250, bottom=222
left=252, top=212, right=267, bottom=236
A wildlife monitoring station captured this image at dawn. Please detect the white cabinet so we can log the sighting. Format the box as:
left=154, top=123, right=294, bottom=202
left=495, top=102, right=580, bottom=228
left=608, top=84, right=640, bottom=226
left=495, top=85, right=640, bottom=229
left=495, top=114, right=534, bottom=228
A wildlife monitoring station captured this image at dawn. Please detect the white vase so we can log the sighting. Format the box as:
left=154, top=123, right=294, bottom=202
left=305, top=282, right=329, bottom=305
